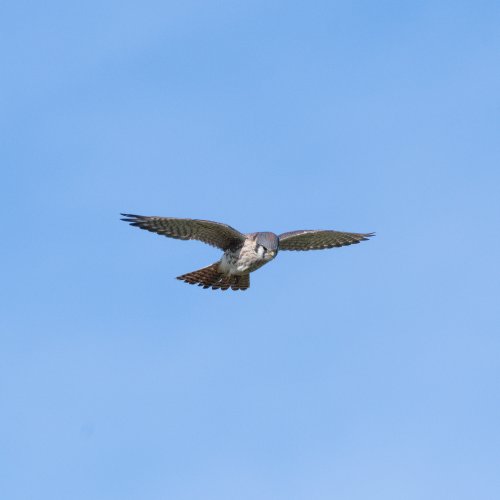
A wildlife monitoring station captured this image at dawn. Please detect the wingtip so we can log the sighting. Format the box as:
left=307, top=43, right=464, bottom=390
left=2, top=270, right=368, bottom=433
left=120, top=213, right=144, bottom=222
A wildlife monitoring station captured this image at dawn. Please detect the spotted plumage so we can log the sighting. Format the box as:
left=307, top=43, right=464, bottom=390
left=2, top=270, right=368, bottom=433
left=121, top=214, right=374, bottom=291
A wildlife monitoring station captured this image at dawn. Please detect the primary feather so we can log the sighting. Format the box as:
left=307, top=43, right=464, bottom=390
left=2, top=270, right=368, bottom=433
left=120, top=214, right=245, bottom=250
left=278, top=230, right=374, bottom=251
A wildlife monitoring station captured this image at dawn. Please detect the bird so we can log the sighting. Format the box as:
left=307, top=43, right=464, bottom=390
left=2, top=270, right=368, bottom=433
left=121, top=214, right=374, bottom=291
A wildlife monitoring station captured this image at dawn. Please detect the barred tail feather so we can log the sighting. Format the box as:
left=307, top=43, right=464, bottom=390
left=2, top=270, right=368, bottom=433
left=176, top=263, right=250, bottom=291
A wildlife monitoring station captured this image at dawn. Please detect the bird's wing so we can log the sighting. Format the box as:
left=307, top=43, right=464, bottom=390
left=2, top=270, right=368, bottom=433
left=278, top=229, right=374, bottom=251
left=121, top=214, right=246, bottom=250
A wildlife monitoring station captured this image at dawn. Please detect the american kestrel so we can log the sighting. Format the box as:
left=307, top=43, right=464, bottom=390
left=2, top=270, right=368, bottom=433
left=121, top=214, right=374, bottom=291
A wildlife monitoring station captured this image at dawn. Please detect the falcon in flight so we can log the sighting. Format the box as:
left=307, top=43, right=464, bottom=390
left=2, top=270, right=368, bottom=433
left=121, top=214, right=374, bottom=291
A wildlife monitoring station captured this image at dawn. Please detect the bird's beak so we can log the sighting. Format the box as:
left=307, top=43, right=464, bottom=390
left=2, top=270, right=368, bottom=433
left=268, top=250, right=276, bottom=258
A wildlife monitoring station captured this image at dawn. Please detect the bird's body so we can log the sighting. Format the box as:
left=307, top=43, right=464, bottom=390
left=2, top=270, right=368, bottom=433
left=219, top=233, right=278, bottom=275
left=121, top=214, right=373, bottom=291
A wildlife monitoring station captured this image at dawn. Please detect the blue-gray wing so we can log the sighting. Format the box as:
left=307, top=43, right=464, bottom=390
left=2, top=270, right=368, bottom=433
left=278, top=230, right=374, bottom=251
left=121, top=214, right=245, bottom=250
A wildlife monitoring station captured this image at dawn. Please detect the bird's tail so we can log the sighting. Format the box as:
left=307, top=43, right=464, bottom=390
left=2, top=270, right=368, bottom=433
left=176, top=263, right=250, bottom=291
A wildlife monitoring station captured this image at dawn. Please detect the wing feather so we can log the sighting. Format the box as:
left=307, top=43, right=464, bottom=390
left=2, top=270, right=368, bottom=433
left=121, top=214, right=245, bottom=250
left=278, top=229, right=374, bottom=251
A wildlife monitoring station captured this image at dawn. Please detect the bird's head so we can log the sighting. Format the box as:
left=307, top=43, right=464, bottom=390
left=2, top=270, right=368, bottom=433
left=255, top=232, right=279, bottom=260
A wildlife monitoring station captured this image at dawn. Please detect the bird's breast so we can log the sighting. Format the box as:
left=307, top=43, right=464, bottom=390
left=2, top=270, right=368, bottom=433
left=219, top=240, right=272, bottom=275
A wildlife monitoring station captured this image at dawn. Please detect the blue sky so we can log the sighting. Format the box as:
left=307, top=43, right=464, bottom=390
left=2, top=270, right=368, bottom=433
left=1, top=1, right=500, bottom=499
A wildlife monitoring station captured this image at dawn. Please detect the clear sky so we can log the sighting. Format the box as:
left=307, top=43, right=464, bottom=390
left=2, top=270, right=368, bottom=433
left=1, top=1, right=499, bottom=499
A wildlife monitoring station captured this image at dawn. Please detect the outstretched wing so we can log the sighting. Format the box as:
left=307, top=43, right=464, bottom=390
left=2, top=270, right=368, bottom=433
left=279, top=229, right=374, bottom=251
left=121, top=214, right=245, bottom=250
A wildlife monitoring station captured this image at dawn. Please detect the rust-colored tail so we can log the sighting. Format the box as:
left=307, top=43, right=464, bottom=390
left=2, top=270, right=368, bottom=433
left=176, top=263, right=250, bottom=291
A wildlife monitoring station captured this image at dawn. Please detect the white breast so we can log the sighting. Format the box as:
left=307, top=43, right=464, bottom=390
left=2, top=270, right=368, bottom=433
left=218, top=239, right=262, bottom=275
